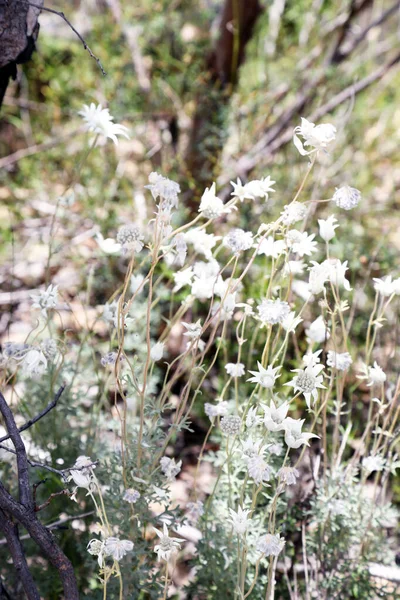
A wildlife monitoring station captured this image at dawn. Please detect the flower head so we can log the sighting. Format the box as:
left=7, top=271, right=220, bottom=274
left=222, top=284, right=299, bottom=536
left=123, top=488, right=140, bottom=503
left=145, top=172, right=180, bottom=210
left=225, top=363, right=245, bottom=378
left=257, top=299, right=291, bottom=325
left=160, top=457, right=182, bottom=481
left=327, top=351, right=352, bottom=371
left=278, top=466, right=300, bottom=486
left=220, top=415, right=242, bottom=436
left=204, top=401, right=229, bottom=419
left=284, top=418, right=319, bottom=449
left=150, top=342, right=164, bottom=362
left=332, top=185, right=361, bottom=210
left=182, top=320, right=202, bottom=340
left=247, top=454, right=271, bottom=484
left=247, top=362, right=281, bottom=388
left=199, top=183, right=230, bottom=219
left=21, top=349, right=48, bottom=378
left=30, top=284, right=58, bottom=317
left=104, top=537, right=134, bottom=561
left=116, top=224, right=144, bottom=254
left=154, top=523, right=182, bottom=561
left=256, top=533, right=285, bottom=557
left=285, top=364, right=325, bottom=409
left=318, top=215, right=339, bottom=242
left=281, top=202, right=308, bottom=226
left=306, top=316, right=330, bottom=344
left=224, top=228, right=253, bottom=255
left=228, top=506, right=252, bottom=535
left=263, top=399, right=290, bottom=432
left=293, top=117, right=336, bottom=156
left=79, top=103, right=129, bottom=145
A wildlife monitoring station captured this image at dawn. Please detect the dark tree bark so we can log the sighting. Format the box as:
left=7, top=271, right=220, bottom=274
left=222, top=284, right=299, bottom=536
left=184, top=0, right=262, bottom=199
left=0, top=0, right=43, bottom=107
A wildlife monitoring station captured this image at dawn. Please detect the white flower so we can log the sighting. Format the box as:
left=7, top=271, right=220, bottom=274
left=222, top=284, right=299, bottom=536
left=318, top=215, right=339, bottom=242
left=30, top=284, right=58, bottom=316
left=117, top=224, right=144, bottom=254
left=278, top=466, right=300, bottom=485
left=87, top=539, right=105, bottom=567
left=332, top=185, right=361, bottom=210
left=247, top=362, right=281, bottom=388
left=327, top=351, right=352, bottom=371
left=257, top=236, right=286, bottom=258
left=362, top=455, right=386, bottom=473
left=306, top=316, right=330, bottom=344
left=245, top=406, right=262, bottom=428
left=263, top=399, right=290, bottom=432
left=154, top=523, right=182, bottom=561
left=225, top=363, right=245, bottom=377
left=327, top=259, right=352, bottom=291
left=367, top=361, right=386, bottom=386
left=145, top=172, right=180, bottom=210
left=373, top=276, right=396, bottom=297
left=95, top=232, right=122, bottom=254
left=286, top=230, right=318, bottom=257
left=284, top=418, right=319, bottom=449
left=281, top=311, right=303, bottom=332
left=160, top=457, right=182, bottom=481
left=224, top=228, right=253, bottom=255
left=199, top=183, right=230, bottom=219
left=228, top=506, right=252, bottom=535
left=21, top=349, right=48, bottom=378
left=40, top=338, right=58, bottom=361
left=150, top=342, right=164, bottom=362
left=293, top=117, right=336, bottom=156
left=239, top=438, right=266, bottom=462
left=123, top=488, right=140, bottom=503
left=244, top=177, right=275, bottom=200
left=281, top=202, right=308, bottom=226
left=257, top=298, right=291, bottom=325
left=100, top=351, right=125, bottom=367
left=174, top=233, right=187, bottom=266
left=220, top=416, right=242, bottom=436
left=392, top=277, right=400, bottom=295
left=104, top=537, right=134, bottom=561
left=256, top=533, right=285, bottom=557
left=247, top=454, right=271, bottom=484
left=219, top=292, right=237, bottom=321
left=230, top=178, right=255, bottom=202
left=173, top=267, right=194, bottom=292
left=79, top=103, right=129, bottom=145
left=285, top=364, right=325, bottom=409
left=131, top=274, right=145, bottom=294
left=182, top=320, right=202, bottom=340
left=204, top=401, right=229, bottom=419
left=184, top=229, right=220, bottom=260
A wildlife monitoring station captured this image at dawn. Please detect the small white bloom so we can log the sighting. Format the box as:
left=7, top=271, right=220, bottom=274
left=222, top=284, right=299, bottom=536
left=367, top=361, right=386, bottom=386
left=225, top=363, right=245, bottom=378
left=153, top=523, right=182, bottom=561
left=245, top=406, right=262, bottom=429
left=332, top=185, right=361, bottom=210
left=21, top=349, right=48, bottom=378
left=326, top=351, right=352, bottom=371
left=293, top=117, right=336, bottom=156
left=160, top=457, right=182, bottom=481
left=104, top=537, right=134, bottom=561
left=199, top=183, right=230, bottom=219
left=30, top=284, right=58, bottom=317
left=230, top=178, right=255, bottom=202
left=204, top=401, right=229, bottom=419
left=87, top=539, right=105, bottom=567
left=220, top=415, right=242, bottom=436
left=244, top=177, right=275, bottom=200
left=79, top=103, right=130, bottom=145
left=257, top=236, right=286, bottom=258
left=247, top=362, right=281, bottom=388
left=263, top=399, right=290, bottom=432
left=248, top=454, right=271, bottom=484
left=283, top=418, right=319, bottom=449
left=182, top=320, right=202, bottom=340
left=327, top=259, right=352, bottom=291
left=278, top=466, right=300, bottom=486
left=256, top=533, right=285, bottom=557
left=285, top=364, right=325, bottom=409
left=150, top=342, right=164, bottom=362
left=123, top=488, right=140, bottom=503
left=281, top=311, right=303, bottom=332
left=281, top=202, right=308, bottom=226
left=224, top=228, right=253, bottom=255
left=362, top=455, right=386, bottom=473
left=286, top=230, right=318, bottom=257
left=40, top=338, right=58, bottom=361
left=283, top=260, right=306, bottom=277
left=228, top=506, right=252, bottom=535
left=373, top=276, right=396, bottom=297
left=117, top=224, right=144, bottom=254
left=173, top=267, right=194, bottom=292
left=95, top=232, right=122, bottom=254
left=184, top=229, right=220, bottom=260
left=257, top=298, right=291, bottom=325
left=131, top=274, right=145, bottom=294
left=308, top=261, right=331, bottom=295
left=306, top=316, right=330, bottom=344
left=318, top=215, right=339, bottom=242
left=145, top=172, right=180, bottom=210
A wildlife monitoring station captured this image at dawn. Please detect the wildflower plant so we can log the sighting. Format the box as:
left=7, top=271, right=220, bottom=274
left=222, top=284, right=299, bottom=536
left=0, top=112, right=399, bottom=600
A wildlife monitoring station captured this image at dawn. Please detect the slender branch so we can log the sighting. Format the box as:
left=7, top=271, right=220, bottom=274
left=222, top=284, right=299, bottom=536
left=0, top=511, right=94, bottom=546
left=0, top=385, right=65, bottom=444
left=15, top=0, right=106, bottom=76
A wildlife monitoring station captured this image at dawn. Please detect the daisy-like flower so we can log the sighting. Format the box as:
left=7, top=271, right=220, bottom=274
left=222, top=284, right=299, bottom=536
left=285, top=363, right=325, bottom=409
left=173, top=267, right=194, bottom=292
left=318, top=215, right=339, bottom=242
left=239, top=438, right=267, bottom=462
left=123, top=488, right=140, bottom=503
left=293, top=117, right=336, bottom=156
left=230, top=178, right=255, bottom=202
left=154, top=523, right=182, bottom=561
left=257, top=298, right=291, bottom=325
left=79, top=103, right=129, bottom=145
left=116, top=224, right=144, bottom=254
left=283, top=260, right=306, bottom=277
left=204, top=401, right=229, bottom=419
left=367, top=361, right=386, bottom=386
left=278, top=466, right=300, bottom=486
left=228, top=506, right=252, bottom=535
left=184, top=229, right=221, bottom=260
left=373, top=276, right=396, bottom=297
left=283, top=418, right=319, bottom=449
left=220, top=416, right=242, bottom=436
left=160, top=457, right=182, bottom=481
left=95, top=232, right=122, bottom=254
left=87, top=539, right=105, bottom=567
left=306, top=316, right=330, bottom=344
left=281, top=311, right=303, bottom=332
left=280, top=202, right=308, bottom=226
left=104, top=537, right=134, bottom=561
left=247, top=362, right=281, bottom=388
left=257, top=236, right=286, bottom=258
left=150, top=342, right=164, bottom=362
left=199, top=183, right=230, bottom=219
left=40, top=338, right=58, bottom=361
left=21, top=349, right=48, bottom=378
left=247, top=454, right=271, bottom=484
left=224, top=228, right=253, bottom=255
left=182, top=320, right=202, bottom=340
left=263, top=399, right=290, bottom=432
left=256, top=533, right=285, bottom=557
left=332, top=185, right=361, bottom=210
left=225, top=363, right=245, bottom=377
left=308, top=260, right=331, bottom=295
left=245, top=406, right=262, bottom=429
left=327, top=258, right=352, bottom=291
left=30, top=284, right=58, bottom=317
left=286, top=230, right=318, bottom=257
left=362, top=455, right=386, bottom=473
left=326, top=351, right=352, bottom=371
left=245, top=177, right=276, bottom=200
left=145, top=172, right=180, bottom=210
